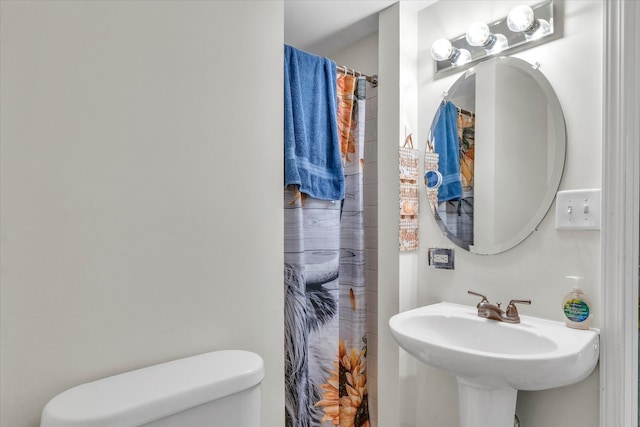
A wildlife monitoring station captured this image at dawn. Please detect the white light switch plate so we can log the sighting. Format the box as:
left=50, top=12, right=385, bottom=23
left=555, top=189, right=601, bottom=230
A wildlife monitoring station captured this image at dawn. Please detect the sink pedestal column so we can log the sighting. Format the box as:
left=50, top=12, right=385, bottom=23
left=457, top=378, right=517, bottom=427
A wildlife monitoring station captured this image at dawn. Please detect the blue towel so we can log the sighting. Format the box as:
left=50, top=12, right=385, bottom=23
left=432, top=101, right=462, bottom=202
left=284, top=45, right=344, bottom=200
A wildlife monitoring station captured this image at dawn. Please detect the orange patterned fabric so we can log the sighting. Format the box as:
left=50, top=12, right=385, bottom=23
left=337, top=74, right=357, bottom=164
left=458, top=112, right=475, bottom=190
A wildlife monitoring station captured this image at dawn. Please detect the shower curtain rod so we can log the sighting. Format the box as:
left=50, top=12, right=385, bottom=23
left=458, top=107, right=475, bottom=117
left=337, top=64, right=378, bottom=87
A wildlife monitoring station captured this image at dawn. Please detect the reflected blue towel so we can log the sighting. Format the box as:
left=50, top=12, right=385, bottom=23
left=284, top=45, right=344, bottom=200
left=433, top=101, right=462, bottom=202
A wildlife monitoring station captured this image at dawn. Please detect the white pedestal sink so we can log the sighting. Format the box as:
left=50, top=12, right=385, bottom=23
left=389, top=302, right=599, bottom=427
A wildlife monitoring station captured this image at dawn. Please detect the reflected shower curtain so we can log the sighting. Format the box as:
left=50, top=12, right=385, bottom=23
left=457, top=110, right=475, bottom=191
left=285, top=75, right=369, bottom=427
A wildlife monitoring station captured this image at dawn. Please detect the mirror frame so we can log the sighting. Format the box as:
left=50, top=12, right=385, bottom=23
left=426, top=56, right=566, bottom=255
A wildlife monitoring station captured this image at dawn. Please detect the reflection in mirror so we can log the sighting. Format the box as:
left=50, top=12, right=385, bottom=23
left=425, top=57, right=566, bottom=255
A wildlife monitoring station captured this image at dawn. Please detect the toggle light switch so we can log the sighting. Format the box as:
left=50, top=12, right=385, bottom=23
left=555, top=189, right=601, bottom=230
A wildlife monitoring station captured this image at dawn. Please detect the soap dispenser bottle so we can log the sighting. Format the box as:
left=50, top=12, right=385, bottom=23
left=562, top=276, right=593, bottom=330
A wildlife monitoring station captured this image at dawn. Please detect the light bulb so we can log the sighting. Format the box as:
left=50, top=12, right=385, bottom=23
left=508, top=5, right=552, bottom=41
left=525, top=18, right=551, bottom=41
left=431, top=38, right=453, bottom=61
left=487, top=33, right=508, bottom=54
left=465, top=22, right=508, bottom=54
left=452, top=49, right=471, bottom=67
left=431, top=38, right=471, bottom=67
left=507, top=5, right=535, bottom=33
left=466, top=22, right=491, bottom=47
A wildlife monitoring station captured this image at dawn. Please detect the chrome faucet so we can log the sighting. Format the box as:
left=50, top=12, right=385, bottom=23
left=468, top=291, right=531, bottom=324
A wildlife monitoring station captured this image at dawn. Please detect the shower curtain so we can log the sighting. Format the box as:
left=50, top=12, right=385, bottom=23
left=284, top=74, right=369, bottom=427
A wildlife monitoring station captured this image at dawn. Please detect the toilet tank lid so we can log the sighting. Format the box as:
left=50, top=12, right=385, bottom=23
left=41, top=350, right=264, bottom=427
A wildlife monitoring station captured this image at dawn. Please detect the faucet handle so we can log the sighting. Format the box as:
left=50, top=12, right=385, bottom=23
left=505, top=299, right=532, bottom=320
left=468, top=290, right=489, bottom=304
left=508, top=299, right=531, bottom=306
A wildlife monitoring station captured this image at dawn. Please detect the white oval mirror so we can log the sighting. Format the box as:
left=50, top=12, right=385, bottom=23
left=425, top=57, right=566, bottom=255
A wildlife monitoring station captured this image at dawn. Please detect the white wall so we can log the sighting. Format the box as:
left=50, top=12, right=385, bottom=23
left=415, top=1, right=602, bottom=426
left=396, top=6, right=420, bottom=427
left=377, top=3, right=423, bottom=427
left=0, top=2, right=284, bottom=426
left=376, top=5, right=402, bottom=427
left=330, top=32, right=379, bottom=78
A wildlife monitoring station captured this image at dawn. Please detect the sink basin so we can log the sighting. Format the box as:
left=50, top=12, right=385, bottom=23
left=389, top=302, right=599, bottom=427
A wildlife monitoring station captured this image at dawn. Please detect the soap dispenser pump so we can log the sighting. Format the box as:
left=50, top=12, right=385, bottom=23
left=562, top=276, right=593, bottom=330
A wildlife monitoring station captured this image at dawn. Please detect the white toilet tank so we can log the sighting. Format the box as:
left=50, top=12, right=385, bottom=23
left=41, top=350, right=264, bottom=427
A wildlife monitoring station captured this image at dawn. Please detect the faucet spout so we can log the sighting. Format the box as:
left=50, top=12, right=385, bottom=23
left=468, top=291, right=532, bottom=323
left=477, top=302, right=504, bottom=321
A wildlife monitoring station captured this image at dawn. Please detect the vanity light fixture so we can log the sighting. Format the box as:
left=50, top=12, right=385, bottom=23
left=431, top=0, right=554, bottom=74
left=507, top=4, right=552, bottom=41
left=465, top=22, right=508, bottom=55
left=431, top=38, right=472, bottom=67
